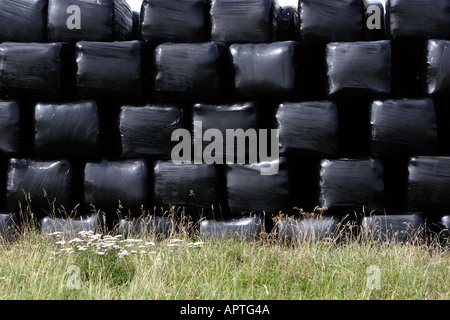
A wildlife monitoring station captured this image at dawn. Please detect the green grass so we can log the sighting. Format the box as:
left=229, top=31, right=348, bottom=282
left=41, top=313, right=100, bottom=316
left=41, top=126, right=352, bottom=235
left=0, top=219, right=448, bottom=300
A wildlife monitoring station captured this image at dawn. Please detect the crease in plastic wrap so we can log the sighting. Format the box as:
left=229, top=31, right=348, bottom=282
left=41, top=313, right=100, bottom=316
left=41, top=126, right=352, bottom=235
left=140, top=0, right=207, bottom=44
left=299, top=0, right=363, bottom=44
left=276, top=101, right=338, bottom=156
left=0, top=43, right=73, bottom=100
left=370, top=99, right=437, bottom=157
left=277, top=216, right=341, bottom=242
left=407, top=156, right=450, bottom=211
left=424, top=40, right=450, bottom=97
left=361, top=213, right=425, bottom=242
left=153, top=161, right=217, bottom=212
left=84, top=159, right=148, bottom=213
left=226, top=159, right=290, bottom=215
left=154, top=42, right=228, bottom=102
left=76, top=41, right=145, bottom=100
left=193, top=103, right=258, bottom=163
left=326, top=41, right=391, bottom=98
left=119, top=104, right=183, bottom=159
left=210, top=0, right=273, bottom=44
left=319, top=159, right=385, bottom=212
left=6, top=159, right=73, bottom=214
left=0, top=0, right=47, bottom=43
left=34, top=101, right=100, bottom=158
left=388, top=0, right=450, bottom=39
left=200, top=216, right=264, bottom=240
left=230, top=41, right=298, bottom=100
left=41, top=214, right=101, bottom=237
left=0, top=100, right=21, bottom=155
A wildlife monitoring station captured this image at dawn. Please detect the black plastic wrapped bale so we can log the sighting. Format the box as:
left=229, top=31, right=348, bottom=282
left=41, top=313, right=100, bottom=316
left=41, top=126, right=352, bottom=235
left=230, top=41, right=299, bottom=100
left=0, top=43, right=73, bottom=100
left=370, top=99, right=438, bottom=157
left=226, top=159, right=289, bottom=216
left=119, top=105, right=183, bottom=159
left=276, top=101, right=338, bottom=156
left=48, top=0, right=129, bottom=42
left=154, top=42, right=227, bottom=102
left=0, top=100, right=21, bottom=155
left=192, top=103, right=258, bottom=163
left=76, top=41, right=145, bottom=100
left=361, top=213, right=425, bottom=242
left=210, top=0, right=273, bottom=44
left=388, top=0, right=450, bottom=40
left=119, top=216, right=177, bottom=236
left=34, top=101, right=100, bottom=159
left=319, top=159, right=384, bottom=213
left=0, top=0, right=47, bottom=43
left=277, top=216, right=340, bottom=242
left=326, top=41, right=391, bottom=98
left=200, top=216, right=264, bottom=240
left=298, top=0, right=363, bottom=44
left=440, top=215, right=450, bottom=239
left=407, top=156, right=450, bottom=211
left=140, top=0, right=207, bottom=44
left=84, top=159, right=148, bottom=214
left=154, top=161, right=217, bottom=215
left=0, top=213, right=17, bottom=238
left=40, top=214, right=101, bottom=237
left=272, top=2, right=299, bottom=41
left=6, top=159, right=73, bottom=214
left=424, top=40, right=450, bottom=97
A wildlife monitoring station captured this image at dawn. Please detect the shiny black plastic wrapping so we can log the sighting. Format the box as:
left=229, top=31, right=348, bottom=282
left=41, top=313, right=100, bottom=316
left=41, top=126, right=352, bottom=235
left=424, top=40, right=450, bottom=97
left=0, top=100, right=21, bottom=155
left=277, top=216, right=341, bottom=242
left=6, top=159, right=73, bottom=214
left=272, top=2, right=299, bottom=41
left=407, top=156, right=450, bottom=211
left=119, top=105, right=183, bottom=159
left=210, top=0, right=273, bottom=44
left=370, top=99, right=438, bottom=157
left=226, top=159, right=289, bottom=215
left=276, top=101, right=338, bottom=156
left=319, top=159, right=385, bottom=212
left=140, top=0, right=207, bottom=44
left=153, top=161, right=217, bottom=213
left=388, top=0, right=450, bottom=39
left=114, top=0, right=134, bottom=40
left=0, top=42, right=74, bottom=100
left=84, top=159, right=148, bottom=213
left=299, top=0, right=363, bottom=44
left=0, top=213, right=17, bottom=237
left=154, top=42, right=228, bottom=102
left=361, top=213, right=425, bottom=242
left=76, top=41, right=145, bottom=100
left=0, top=0, right=47, bottom=43
left=440, top=215, right=450, bottom=239
left=200, top=216, right=264, bottom=240
left=119, top=216, right=177, bottom=236
left=326, top=41, right=391, bottom=98
left=41, top=214, right=101, bottom=237
left=34, top=101, right=100, bottom=158
left=192, top=103, right=258, bottom=163
left=230, top=41, right=298, bottom=100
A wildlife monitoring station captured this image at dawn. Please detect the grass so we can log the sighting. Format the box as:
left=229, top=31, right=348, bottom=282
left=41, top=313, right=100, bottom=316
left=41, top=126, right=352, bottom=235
left=0, top=209, right=448, bottom=300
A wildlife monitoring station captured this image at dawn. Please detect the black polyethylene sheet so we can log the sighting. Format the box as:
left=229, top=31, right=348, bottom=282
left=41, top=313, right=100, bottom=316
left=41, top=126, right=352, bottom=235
left=0, top=213, right=16, bottom=236
left=0, top=0, right=47, bottom=43
left=119, top=105, right=183, bottom=159
left=277, top=216, right=340, bottom=242
left=0, top=100, right=21, bottom=155
left=76, top=41, right=144, bottom=100
left=326, top=41, right=391, bottom=98
left=141, top=0, right=206, bottom=44
left=84, top=159, right=148, bottom=213
left=299, top=0, right=363, bottom=44
left=276, top=101, right=338, bottom=156
left=319, top=159, right=384, bottom=211
left=389, top=0, right=450, bottom=39
left=361, top=213, right=425, bottom=242
left=370, top=99, right=437, bottom=157
left=119, top=217, right=177, bottom=235
left=407, top=156, right=450, bottom=211
left=425, top=40, right=450, bottom=97
left=200, top=216, right=264, bottom=240
left=41, top=214, right=101, bottom=236
left=34, top=101, right=100, bottom=158
left=210, top=0, right=273, bottom=44
left=230, top=41, right=298, bottom=100
left=6, top=159, right=73, bottom=213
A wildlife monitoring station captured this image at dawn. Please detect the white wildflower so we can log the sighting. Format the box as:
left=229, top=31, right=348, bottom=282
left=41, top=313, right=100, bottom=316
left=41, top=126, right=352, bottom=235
left=145, top=242, right=155, bottom=246
left=169, top=239, right=182, bottom=243
left=55, top=240, right=66, bottom=245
